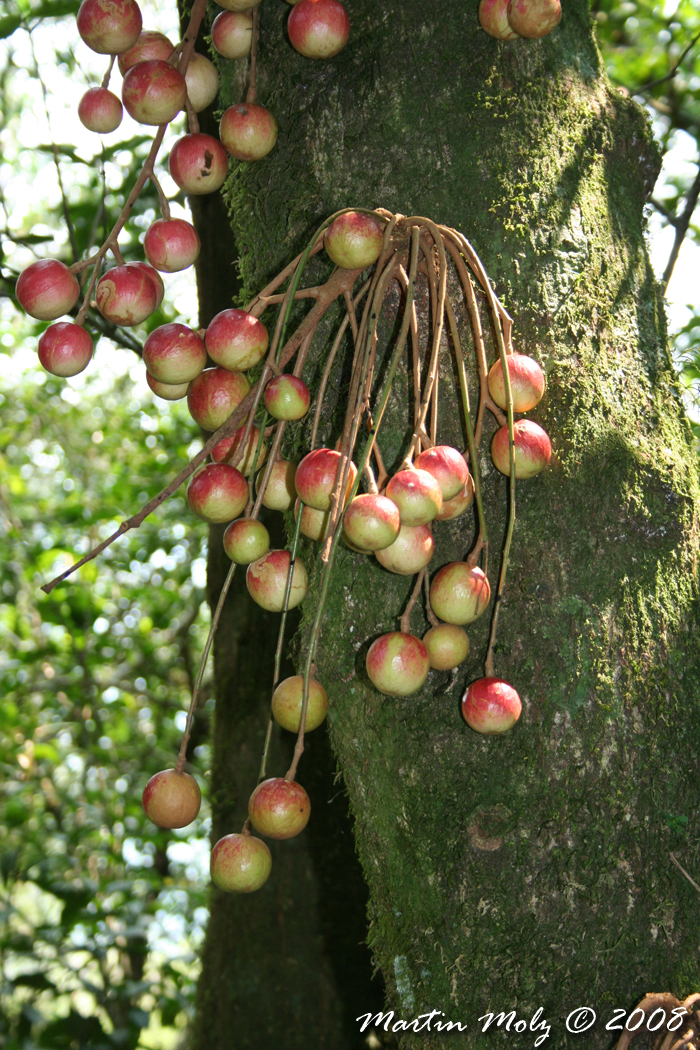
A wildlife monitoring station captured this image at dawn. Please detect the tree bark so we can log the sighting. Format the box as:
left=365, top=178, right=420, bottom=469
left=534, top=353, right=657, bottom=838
left=193, top=0, right=700, bottom=1046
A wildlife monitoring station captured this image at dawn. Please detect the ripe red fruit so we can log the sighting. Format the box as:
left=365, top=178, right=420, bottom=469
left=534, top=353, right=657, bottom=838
left=118, top=29, right=173, bottom=73
left=264, top=375, right=310, bottom=420
left=366, top=632, right=430, bottom=696
left=223, top=518, right=270, bottom=564
left=212, top=424, right=268, bottom=475
left=375, top=523, right=434, bottom=576
left=211, top=10, right=254, bottom=58
left=143, top=323, right=207, bottom=385
left=462, top=677, right=522, bottom=734
left=185, top=53, right=219, bottom=112
left=479, top=0, right=520, bottom=39
left=77, top=0, right=142, bottom=54
left=144, top=218, right=201, bottom=272
left=37, top=323, right=93, bottom=377
left=271, top=675, right=328, bottom=733
left=487, top=353, right=546, bottom=412
left=187, top=367, right=251, bottom=431
left=142, top=768, right=201, bottom=828
left=78, top=87, right=123, bottom=133
left=430, top=563, right=491, bottom=625
left=325, top=211, right=383, bottom=270
left=169, top=133, right=229, bottom=195
left=122, top=59, right=186, bottom=126
left=186, top=463, right=248, bottom=523
left=491, top=419, right=551, bottom=479
left=219, top=102, right=278, bottom=161
left=423, top=624, right=470, bottom=671
left=211, top=832, right=271, bottom=893
left=248, top=778, right=311, bottom=839
left=507, top=0, right=561, bottom=38
left=385, top=467, right=443, bottom=526
left=124, top=260, right=164, bottom=306
left=16, top=260, right=80, bottom=321
left=246, top=549, right=308, bottom=611
left=288, top=0, right=350, bottom=59
left=343, top=493, right=400, bottom=552
left=295, top=448, right=357, bottom=511
left=415, top=445, right=469, bottom=501
left=95, top=264, right=157, bottom=326
left=206, top=308, right=268, bottom=370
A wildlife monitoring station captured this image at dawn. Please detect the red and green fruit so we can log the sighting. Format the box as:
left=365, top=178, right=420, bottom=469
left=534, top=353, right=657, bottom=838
left=507, top=0, right=561, bottom=38
left=186, top=463, right=248, bottom=523
left=223, top=518, right=270, bottom=564
left=186, top=367, right=250, bottom=431
left=211, top=10, right=253, bottom=57
left=429, top=563, right=491, bottom=625
left=77, top=0, right=142, bottom=54
left=185, top=53, right=220, bottom=113
left=343, top=493, right=400, bottom=552
left=423, top=624, right=470, bottom=671
left=271, top=675, right=328, bottom=733
left=169, top=133, right=229, bottom=195
left=415, top=445, right=469, bottom=501
left=435, top=474, right=474, bottom=520
left=143, top=323, right=207, bottom=384
left=462, top=677, right=522, bottom=734
left=295, top=448, right=357, bottom=512
left=144, top=217, right=201, bottom=272
left=142, top=768, right=201, bottom=828
left=95, top=264, right=157, bottom=325
left=385, top=467, right=443, bottom=526
left=118, top=29, right=173, bottom=73
left=296, top=501, right=331, bottom=542
left=16, top=259, right=80, bottom=321
left=220, top=102, right=278, bottom=161
left=147, top=374, right=190, bottom=400
left=248, top=777, right=311, bottom=839
left=374, top=523, right=433, bottom=575
left=366, top=631, right=430, bottom=696
left=324, top=211, right=383, bottom=270
left=124, top=260, right=164, bottom=306
left=259, top=459, right=296, bottom=510
left=487, top=353, right=545, bottom=413
left=37, top=323, right=93, bottom=377
left=264, top=375, right=310, bottom=420
left=479, top=0, right=520, bottom=39
left=206, top=308, right=268, bottom=371
left=246, top=549, right=308, bottom=611
left=121, top=59, right=186, bottom=126
left=491, top=419, right=551, bottom=479
left=78, top=87, right=123, bottom=133
left=287, top=0, right=350, bottom=59
left=212, top=424, right=268, bottom=475
left=210, top=832, right=271, bottom=893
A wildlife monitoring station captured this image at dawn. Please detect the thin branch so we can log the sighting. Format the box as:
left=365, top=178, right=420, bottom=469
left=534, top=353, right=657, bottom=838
left=400, top=568, right=426, bottom=634
left=670, top=851, right=700, bottom=894
left=633, top=29, right=700, bottom=93
left=662, top=163, right=700, bottom=291
left=246, top=4, right=259, bottom=104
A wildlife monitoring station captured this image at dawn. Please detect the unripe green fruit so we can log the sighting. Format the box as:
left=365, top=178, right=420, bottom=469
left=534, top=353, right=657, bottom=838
left=272, top=675, right=328, bottom=732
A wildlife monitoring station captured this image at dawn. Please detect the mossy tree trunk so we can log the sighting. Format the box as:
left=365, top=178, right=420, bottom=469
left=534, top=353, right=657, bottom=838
left=191, top=1, right=700, bottom=1047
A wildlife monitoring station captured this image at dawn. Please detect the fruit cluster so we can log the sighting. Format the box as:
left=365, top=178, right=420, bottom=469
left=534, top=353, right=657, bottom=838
left=479, top=0, right=561, bottom=40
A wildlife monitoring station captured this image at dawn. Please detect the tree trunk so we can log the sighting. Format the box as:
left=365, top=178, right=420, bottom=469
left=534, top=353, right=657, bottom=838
left=193, top=1, right=700, bottom=1046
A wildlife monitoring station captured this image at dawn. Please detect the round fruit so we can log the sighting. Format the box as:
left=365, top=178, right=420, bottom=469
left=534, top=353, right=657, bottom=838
left=325, top=211, right=384, bottom=270
left=297, top=501, right=332, bottom=542
left=287, top=0, right=350, bottom=59
left=260, top=459, right=297, bottom=510
left=187, top=367, right=251, bottom=432
left=95, top=264, right=157, bottom=326
left=343, top=493, right=400, bottom=552
left=385, top=467, right=443, bottom=526
left=37, top=323, right=93, bottom=377
left=144, top=218, right=201, bottom=273
left=220, top=103, right=278, bottom=161
left=374, top=523, right=434, bottom=575
left=211, top=10, right=254, bottom=58
left=142, top=769, right=201, bottom=829
left=143, top=323, right=206, bottom=384
left=223, top=518, right=270, bottom=564
left=78, top=87, right=123, bottom=133
left=205, top=308, right=268, bottom=371
left=507, top=0, right=561, bottom=38
left=264, top=375, right=310, bottom=420
left=246, top=549, right=308, bottom=611
left=118, top=29, right=173, bottom=73
left=77, top=0, right=142, bottom=54
left=16, top=259, right=80, bottom=321
left=210, top=832, right=271, bottom=893
left=295, top=448, right=357, bottom=512
left=491, top=419, right=551, bottom=479
left=430, top=563, right=491, bottom=625
left=479, top=0, right=520, bottom=39
left=366, top=632, right=430, bottom=696
left=169, top=133, right=229, bottom=195
left=423, top=624, right=470, bottom=671
left=212, top=424, right=268, bottom=476
left=436, top=474, right=474, bottom=520
left=185, top=53, right=220, bottom=113
left=125, top=260, right=164, bottom=306
left=121, top=59, right=186, bottom=126
left=248, top=777, right=311, bottom=839
left=462, top=677, right=522, bottom=734
left=186, top=463, right=248, bottom=523
left=415, top=445, right=469, bottom=501
left=272, top=675, right=328, bottom=733
left=147, top=374, right=189, bottom=400
left=487, top=353, right=546, bottom=412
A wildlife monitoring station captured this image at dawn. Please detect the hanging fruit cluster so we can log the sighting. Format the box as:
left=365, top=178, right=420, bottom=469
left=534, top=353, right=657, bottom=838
left=16, top=0, right=560, bottom=898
